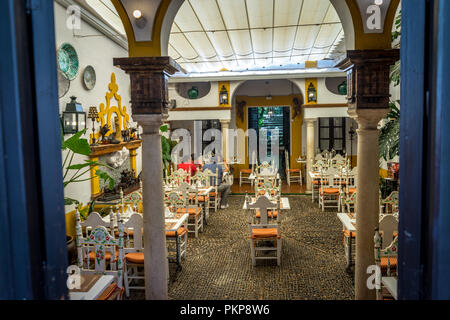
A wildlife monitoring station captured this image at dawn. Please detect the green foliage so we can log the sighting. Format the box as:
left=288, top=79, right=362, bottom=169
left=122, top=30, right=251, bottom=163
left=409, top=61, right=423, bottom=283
left=161, top=125, right=178, bottom=172
left=379, top=101, right=400, bottom=161
left=61, top=128, right=116, bottom=208
left=379, top=10, right=402, bottom=162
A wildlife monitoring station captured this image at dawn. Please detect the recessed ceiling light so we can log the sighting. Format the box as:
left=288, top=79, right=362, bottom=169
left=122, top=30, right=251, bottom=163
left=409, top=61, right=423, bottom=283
left=374, top=0, right=383, bottom=5
left=133, top=10, right=142, bottom=19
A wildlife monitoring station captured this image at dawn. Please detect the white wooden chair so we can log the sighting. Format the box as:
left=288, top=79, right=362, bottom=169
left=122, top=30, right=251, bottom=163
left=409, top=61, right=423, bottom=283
left=319, top=167, right=341, bottom=211
left=285, top=150, right=302, bottom=186
left=247, top=195, right=282, bottom=266
left=203, top=168, right=221, bottom=212
left=240, top=151, right=256, bottom=186
left=166, top=184, right=203, bottom=238
left=75, top=210, right=124, bottom=299
left=190, top=170, right=210, bottom=219
left=167, top=168, right=189, bottom=186
left=374, top=225, right=399, bottom=300
left=381, top=191, right=399, bottom=215
left=122, top=213, right=145, bottom=297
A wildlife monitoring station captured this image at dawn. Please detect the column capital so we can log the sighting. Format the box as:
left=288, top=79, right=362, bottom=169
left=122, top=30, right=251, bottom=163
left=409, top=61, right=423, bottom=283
left=133, top=114, right=165, bottom=134
left=114, top=57, right=181, bottom=115
left=305, top=118, right=317, bottom=124
left=348, top=108, right=389, bottom=131
left=336, top=49, right=399, bottom=111
left=220, top=119, right=231, bottom=126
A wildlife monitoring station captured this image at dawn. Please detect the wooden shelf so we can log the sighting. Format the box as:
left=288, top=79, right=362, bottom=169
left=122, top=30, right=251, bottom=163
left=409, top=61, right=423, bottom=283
left=90, top=140, right=142, bottom=157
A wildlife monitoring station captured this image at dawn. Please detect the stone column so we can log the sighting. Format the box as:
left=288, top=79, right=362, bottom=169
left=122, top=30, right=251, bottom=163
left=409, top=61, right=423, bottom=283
left=337, top=50, right=399, bottom=300
left=305, top=118, right=316, bottom=193
left=220, top=120, right=230, bottom=161
left=114, top=57, right=180, bottom=300
left=351, top=109, right=388, bottom=299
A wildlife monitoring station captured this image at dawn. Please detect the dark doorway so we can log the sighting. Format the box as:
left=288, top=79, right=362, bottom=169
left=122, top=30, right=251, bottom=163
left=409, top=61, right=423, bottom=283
left=248, top=106, right=291, bottom=177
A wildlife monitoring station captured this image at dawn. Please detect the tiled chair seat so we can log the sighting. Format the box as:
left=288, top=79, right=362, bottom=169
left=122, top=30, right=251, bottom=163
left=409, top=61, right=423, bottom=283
left=343, top=230, right=398, bottom=238
left=240, top=169, right=252, bottom=174
left=343, top=229, right=356, bottom=238
left=166, top=227, right=187, bottom=238
left=313, top=180, right=328, bottom=185
left=286, top=168, right=300, bottom=173
left=255, top=210, right=279, bottom=219
left=320, top=188, right=340, bottom=195
left=250, top=228, right=281, bottom=239
left=258, top=190, right=276, bottom=196
left=380, top=257, right=398, bottom=272
left=176, top=207, right=202, bottom=216
left=125, top=252, right=144, bottom=264
left=348, top=188, right=357, bottom=194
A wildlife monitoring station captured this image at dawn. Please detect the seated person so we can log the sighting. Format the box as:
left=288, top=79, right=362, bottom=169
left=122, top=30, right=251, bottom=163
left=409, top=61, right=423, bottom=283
left=177, top=154, right=197, bottom=182
left=203, top=154, right=232, bottom=209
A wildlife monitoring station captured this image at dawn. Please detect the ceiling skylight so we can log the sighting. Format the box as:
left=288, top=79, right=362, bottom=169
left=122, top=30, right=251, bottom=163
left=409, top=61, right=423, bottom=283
left=169, top=0, right=345, bottom=73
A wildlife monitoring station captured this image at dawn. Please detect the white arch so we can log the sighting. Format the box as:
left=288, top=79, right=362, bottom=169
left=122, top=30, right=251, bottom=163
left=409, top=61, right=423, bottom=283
left=330, top=0, right=356, bottom=50
left=160, top=0, right=184, bottom=56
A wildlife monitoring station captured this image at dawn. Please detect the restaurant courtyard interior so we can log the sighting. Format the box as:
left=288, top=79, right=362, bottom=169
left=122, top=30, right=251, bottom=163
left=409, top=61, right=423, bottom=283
left=2, top=0, right=450, bottom=301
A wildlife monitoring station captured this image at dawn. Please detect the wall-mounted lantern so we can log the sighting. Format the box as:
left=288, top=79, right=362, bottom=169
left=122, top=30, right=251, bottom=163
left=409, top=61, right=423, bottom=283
left=307, top=82, right=317, bottom=103
left=61, top=96, right=86, bottom=134
left=338, top=80, right=347, bottom=96
left=219, top=85, right=229, bottom=105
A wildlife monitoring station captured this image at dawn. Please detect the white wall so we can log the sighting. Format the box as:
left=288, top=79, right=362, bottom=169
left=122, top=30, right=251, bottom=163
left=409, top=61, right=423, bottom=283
left=54, top=1, right=137, bottom=211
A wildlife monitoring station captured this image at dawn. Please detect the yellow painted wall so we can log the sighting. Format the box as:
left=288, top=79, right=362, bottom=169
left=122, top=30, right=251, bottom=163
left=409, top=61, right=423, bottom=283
left=234, top=95, right=303, bottom=178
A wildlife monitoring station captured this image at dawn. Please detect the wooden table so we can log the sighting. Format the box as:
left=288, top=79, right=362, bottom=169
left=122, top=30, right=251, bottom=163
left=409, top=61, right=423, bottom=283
left=337, top=212, right=356, bottom=273
left=69, top=274, right=114, bottom=300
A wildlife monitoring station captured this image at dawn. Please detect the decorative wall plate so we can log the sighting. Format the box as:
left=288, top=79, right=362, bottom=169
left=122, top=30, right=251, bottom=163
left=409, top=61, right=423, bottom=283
left=58, top=69, right=70, bottom=98
left=83, top=65, right=96, bottom=90
left=57, top=43, right=79, bottom=80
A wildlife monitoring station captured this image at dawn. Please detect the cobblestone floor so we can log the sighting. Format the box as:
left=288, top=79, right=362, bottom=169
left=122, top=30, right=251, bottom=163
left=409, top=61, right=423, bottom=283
left=127, top=195, right=354, bottom=300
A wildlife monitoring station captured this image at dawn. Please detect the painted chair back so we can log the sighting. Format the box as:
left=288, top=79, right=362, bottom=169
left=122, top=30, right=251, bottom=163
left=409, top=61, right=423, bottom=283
left=247, top=195, right=280, bottom=225
left=123, top=213, right=144, bottom=253
left=75, top=210, right=124, bottom=288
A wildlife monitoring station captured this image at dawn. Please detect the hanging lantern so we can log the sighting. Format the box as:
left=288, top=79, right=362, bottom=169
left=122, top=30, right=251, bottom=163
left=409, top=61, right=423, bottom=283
left=188, top=86, right=199, bottom=99
left=307, top=82, right=317, bottom=103
left=61, top=96, right=86, bottom=134
left=219, top=85, right=229, bottom=105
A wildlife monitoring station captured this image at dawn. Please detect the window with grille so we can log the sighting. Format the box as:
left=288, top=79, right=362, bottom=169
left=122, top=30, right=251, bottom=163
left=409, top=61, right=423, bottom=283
left=318, top=117, right=346, bottom=154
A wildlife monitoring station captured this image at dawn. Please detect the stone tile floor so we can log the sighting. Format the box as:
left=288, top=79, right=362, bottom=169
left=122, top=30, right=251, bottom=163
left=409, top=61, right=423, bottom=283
left=126, top=195, right=354, bottom=300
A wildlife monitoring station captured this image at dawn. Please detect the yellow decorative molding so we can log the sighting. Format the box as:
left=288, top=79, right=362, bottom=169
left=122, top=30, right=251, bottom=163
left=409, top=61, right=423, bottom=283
left=92, top=73, right=130, bottom=141
left=218, top=81, right=231, bottom=107
left=305, top=61, right=318, bottom=68
left=305, top=78, right=318, bottom=105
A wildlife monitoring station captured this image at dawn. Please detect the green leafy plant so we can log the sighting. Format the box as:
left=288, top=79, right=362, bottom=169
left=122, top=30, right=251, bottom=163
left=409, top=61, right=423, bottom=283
left=62, top=128, right=115, bottom=208
left=379, top=101, right=400, bottom=161
left=160, top=124, right=178, bottom=173
left=379, top=10, right=402, bottom=161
